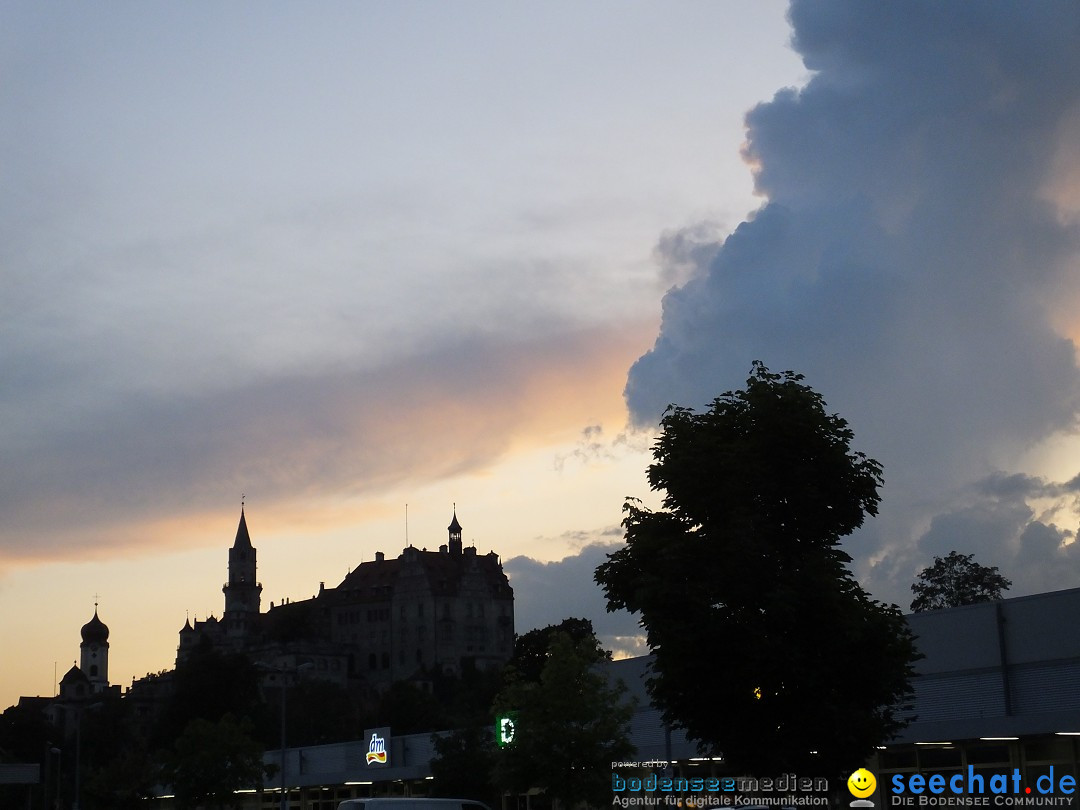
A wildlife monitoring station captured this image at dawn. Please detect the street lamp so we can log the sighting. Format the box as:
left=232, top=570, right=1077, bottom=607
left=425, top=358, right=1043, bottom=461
left=49, top=747, right=61, bottom=810
left=258, top=661, right=315, bottom=810
left=73, top=702, right=103, bottom=810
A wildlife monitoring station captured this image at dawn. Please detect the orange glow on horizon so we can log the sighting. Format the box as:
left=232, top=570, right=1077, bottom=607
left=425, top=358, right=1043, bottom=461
left=0, top=319, right=659, bottom=710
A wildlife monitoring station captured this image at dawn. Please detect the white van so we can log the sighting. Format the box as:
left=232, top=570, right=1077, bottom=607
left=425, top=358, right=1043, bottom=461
left=338, top=799, right=492, bottom=810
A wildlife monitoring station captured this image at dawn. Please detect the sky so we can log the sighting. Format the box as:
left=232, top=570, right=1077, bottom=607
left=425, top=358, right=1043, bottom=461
left=1, top=0, right=804, bottom=709
left=4, top=1, right=1080, bottom=713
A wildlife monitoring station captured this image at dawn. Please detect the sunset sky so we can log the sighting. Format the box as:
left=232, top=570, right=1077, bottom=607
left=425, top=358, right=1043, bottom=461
left=5, top=1, right=1080, bottom=713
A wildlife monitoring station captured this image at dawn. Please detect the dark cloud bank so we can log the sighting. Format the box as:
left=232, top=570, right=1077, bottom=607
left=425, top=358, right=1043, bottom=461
left=505, top=536, right=648, bottom=659
left=615, top=1, right=1080, bottom=609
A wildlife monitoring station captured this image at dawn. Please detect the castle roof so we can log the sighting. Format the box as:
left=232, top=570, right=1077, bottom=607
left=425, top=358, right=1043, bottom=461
left=60, top=663, right=90, bottom=687
left=334, top=544, right=511, bottom=600
left=337, top=554, right=401, bottom=594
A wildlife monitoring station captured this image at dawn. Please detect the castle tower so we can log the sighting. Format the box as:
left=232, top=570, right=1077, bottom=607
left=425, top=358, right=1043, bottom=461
left=448, top=507, right=463, bottom=556
left=79, top=604, right=110, bottom=692
left=223, top=506, right=262, bottom=639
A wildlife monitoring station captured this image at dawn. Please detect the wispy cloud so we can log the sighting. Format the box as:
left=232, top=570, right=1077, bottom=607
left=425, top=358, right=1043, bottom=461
left=0, top=324, right=649, bottom=566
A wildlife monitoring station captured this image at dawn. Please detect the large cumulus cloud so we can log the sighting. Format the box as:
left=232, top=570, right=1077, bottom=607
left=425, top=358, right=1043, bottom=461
left=625, top=1, right=1080, bottom=605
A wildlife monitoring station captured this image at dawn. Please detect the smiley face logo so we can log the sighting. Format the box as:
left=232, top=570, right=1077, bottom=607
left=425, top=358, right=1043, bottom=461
left=848, top=768, right=877, bottom=798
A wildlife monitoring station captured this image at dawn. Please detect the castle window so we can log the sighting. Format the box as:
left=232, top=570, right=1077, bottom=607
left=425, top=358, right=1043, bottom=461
left=369, top=653, right=377, bottom=670
left=89, top=665, right=98, bottom=677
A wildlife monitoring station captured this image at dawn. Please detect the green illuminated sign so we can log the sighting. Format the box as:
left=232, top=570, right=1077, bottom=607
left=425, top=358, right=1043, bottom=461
left=496, top=713, right=516, bottom=747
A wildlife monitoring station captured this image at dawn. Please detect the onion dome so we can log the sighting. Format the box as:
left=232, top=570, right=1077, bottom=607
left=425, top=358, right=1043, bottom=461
left=81, top=608, right=109, bottom=645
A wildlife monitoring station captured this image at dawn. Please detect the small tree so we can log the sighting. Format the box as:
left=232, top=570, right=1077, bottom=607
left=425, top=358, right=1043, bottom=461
left=509, top=617, right=609, bottom=683
left=429, top=726, right=499, bottom=807
left=595, top=363, right=919, bottom=777
left=85, top=745, right=159, bottom=810
left=164, top=714, right=265, bottom=810
left=155, top=642, right=268, bottom=747
left=493, top=631, right=634, bottom=809
left=910, top=551, right=1012, bottom=612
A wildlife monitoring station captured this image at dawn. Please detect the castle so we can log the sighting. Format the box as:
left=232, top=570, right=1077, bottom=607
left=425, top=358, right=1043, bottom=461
left=176, top=507, right=515, bottom=687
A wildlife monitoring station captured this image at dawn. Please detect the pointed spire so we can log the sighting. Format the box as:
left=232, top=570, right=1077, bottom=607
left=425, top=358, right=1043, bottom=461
left=233, top=506, right=253, bottom=549
left=448, top=505, right=463, bottom=555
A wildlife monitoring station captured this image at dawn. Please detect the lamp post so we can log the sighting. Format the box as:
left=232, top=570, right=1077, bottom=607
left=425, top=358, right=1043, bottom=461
left=258, top=661, right=314, bottom=810
left=49, top=747, right=61, bottom=810
left=73, top=702, right=103, bottom=810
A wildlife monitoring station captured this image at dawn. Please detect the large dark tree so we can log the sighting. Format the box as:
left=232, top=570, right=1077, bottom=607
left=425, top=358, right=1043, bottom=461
left=910, top=551, right=1012, bottom=612
left=595, top=363, right=918, bottom=777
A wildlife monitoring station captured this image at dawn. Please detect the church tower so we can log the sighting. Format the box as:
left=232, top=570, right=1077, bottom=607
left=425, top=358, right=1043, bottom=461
left=223, top=506, right=262, bottom=639
left=79, top=604, right=110, bottom=692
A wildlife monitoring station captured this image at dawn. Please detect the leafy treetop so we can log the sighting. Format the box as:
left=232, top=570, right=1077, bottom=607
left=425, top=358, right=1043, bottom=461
left=910, top=551, right=1012, bottom=612
left=509, top=617, right=609, bottom=683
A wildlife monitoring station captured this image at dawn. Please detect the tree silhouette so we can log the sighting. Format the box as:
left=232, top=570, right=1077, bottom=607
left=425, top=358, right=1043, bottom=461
left=164, top=714, right=264, bottom=809
left=493, top=631, right=633, bottom=809
left=429, top=725, right=499, bottom=807
left=508, top=617, right=608, bottom=683
left=910, top=551, right=1012, bottom=612
left=154, top=641, right=269, bottom=747
left=595, top=363, right=918, bottom=777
